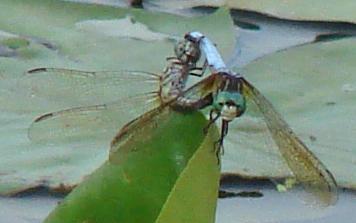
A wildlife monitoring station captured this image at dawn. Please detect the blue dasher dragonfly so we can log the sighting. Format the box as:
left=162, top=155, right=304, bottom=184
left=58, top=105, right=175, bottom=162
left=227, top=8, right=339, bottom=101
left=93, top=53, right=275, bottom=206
left=24, top=31, right=337, bottom=206
left=170, top=31, right=338, bottom=206
left=99, top=31, right=338, bottom=206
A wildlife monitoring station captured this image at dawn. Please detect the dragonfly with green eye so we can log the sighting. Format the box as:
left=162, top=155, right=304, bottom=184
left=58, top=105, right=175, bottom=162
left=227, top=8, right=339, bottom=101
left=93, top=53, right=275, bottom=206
left=25, top=34, right=206, bottom=144
left=24, top=30, right=338, bottom=207
left=171, top=31, right=338, bottom=206
left=107, top=31, right=338, bottom=206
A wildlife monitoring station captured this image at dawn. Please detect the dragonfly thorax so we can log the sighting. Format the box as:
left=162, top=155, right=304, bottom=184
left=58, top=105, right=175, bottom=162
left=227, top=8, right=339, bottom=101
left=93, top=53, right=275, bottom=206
left=213, top=91, right=246, bottom=121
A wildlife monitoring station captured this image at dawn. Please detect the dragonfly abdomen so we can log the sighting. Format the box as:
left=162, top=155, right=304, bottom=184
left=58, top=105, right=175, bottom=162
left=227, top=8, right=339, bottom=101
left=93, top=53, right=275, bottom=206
left=159, top=58, right=190, bottom=103
left=159, top=34, right=204, bottom=104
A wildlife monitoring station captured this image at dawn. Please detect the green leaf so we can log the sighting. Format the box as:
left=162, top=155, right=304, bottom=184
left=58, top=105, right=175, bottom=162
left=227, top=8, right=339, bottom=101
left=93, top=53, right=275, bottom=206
left=222, top=38, right=356, bottom=189
left=0, top=0, right=235, bottom=194
left=44, top=110, right=220, bottom=223
left=152, top=0, right=356, bottom=23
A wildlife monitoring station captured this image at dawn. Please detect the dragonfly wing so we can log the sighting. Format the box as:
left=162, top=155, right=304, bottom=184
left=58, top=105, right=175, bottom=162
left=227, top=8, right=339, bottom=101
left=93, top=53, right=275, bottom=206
left=29, top=94, right=160, bottom=145
left=109, top=73, right=223, bottom=163
left=240, top=77, right=338, bottom=206
left=20, top=68, right=160, bottom=112
left=109, top=103, right=171, bottom=163
left=25, top=68, right=160, bottom=145
left=176, top=73, right=223, bottom=108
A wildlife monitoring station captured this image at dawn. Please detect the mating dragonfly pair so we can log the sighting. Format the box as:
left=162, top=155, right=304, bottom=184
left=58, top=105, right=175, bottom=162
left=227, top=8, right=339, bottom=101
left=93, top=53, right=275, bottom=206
left=26, top=31, right=337, bottom=206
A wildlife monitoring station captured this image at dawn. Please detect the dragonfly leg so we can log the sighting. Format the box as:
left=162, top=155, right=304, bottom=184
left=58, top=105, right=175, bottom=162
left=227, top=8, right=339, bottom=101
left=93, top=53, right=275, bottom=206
left=214, top=139, right=223, bottom=165
left=166, top=57, right=186, bottom=66
left=214, top=120, right=229, bottom=163
left=202, top=110, right=225, bottom=165
left=189, top=60, right=208, bottom=77
left=221, top=120, right=230, bottom=152
left=166, top=56, right=178, bottom=61
left=203, top=110, right=220, bottom=134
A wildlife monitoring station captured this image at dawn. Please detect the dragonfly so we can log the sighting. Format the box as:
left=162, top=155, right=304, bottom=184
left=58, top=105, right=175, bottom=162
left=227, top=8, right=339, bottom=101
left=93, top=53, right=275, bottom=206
left=25, top=33, right=207, bottom=144
left=102, top=31, right=338, bottom=206
left=25, top=30, right=338, bottom=206
left=165, top=31, right=338, bottom=206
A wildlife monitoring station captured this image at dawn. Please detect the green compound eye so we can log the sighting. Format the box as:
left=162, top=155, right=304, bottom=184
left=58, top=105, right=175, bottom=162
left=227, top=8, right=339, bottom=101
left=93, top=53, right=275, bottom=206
left=213, top=91, right=246, bottom=115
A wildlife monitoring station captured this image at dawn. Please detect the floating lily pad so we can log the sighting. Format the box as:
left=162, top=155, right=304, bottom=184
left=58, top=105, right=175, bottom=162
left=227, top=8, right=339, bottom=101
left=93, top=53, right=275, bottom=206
left=152, top=0, right=356, bottom=24
left=1, top=37, right=29, bottom=50
left=0, top=0, right=235, bottom=194
left=222, top=38, right=356, bottom=189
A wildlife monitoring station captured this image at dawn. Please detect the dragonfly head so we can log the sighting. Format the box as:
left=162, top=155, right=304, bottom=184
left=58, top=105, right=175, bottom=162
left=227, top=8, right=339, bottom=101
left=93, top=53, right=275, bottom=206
left=213, top=91, right=246, bottom=121
left=174, top=39, right=201, bottom=65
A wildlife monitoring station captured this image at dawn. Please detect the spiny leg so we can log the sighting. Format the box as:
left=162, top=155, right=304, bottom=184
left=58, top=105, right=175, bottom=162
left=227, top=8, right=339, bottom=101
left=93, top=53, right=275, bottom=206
left=189, top=60, right=208, bottom=77
left=202, top=110, right=226, bottom=165
left=215, top=120, right=229, bottom=164
left=203, top=110, right=220, bottom=135
left=166, top=56, right=178, bottom=61
left=167, top=56, right=208, bottom=77
left=218, top=120, right=229, bottom=154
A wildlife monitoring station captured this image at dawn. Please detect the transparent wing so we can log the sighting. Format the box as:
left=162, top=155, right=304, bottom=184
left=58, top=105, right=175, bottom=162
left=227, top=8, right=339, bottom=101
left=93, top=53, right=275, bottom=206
left=223, top=97, right=291, bottom=178
left=240, top=77, right=338, bottom=206
left=24, top=68, right=161, bottom=145
left=108, top=73, right=223, bottom=163
left=21, top=67, right=160, bottom=110
left=175, top=73, right=223, bottom=107
left=109, top=71, right=225, bottom=163
left=109, top=103, right=171, bottom=162
left=28, top=95, right=159, bottom=145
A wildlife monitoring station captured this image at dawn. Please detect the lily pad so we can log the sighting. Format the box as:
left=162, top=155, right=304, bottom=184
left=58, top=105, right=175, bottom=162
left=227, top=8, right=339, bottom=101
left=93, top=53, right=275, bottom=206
left=1, top=37, right=29, bottom=50
left=222, top=37, right=356, bottom=189
left=152, top=0, right=356, bottom=24
left=0, top=0, right=235, bottom=194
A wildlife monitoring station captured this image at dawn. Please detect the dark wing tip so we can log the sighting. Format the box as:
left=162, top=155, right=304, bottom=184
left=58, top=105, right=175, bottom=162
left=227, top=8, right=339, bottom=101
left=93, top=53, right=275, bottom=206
left=34, top=113, right=54, bottom=122
left=27, top=68, right=48, bottom=74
